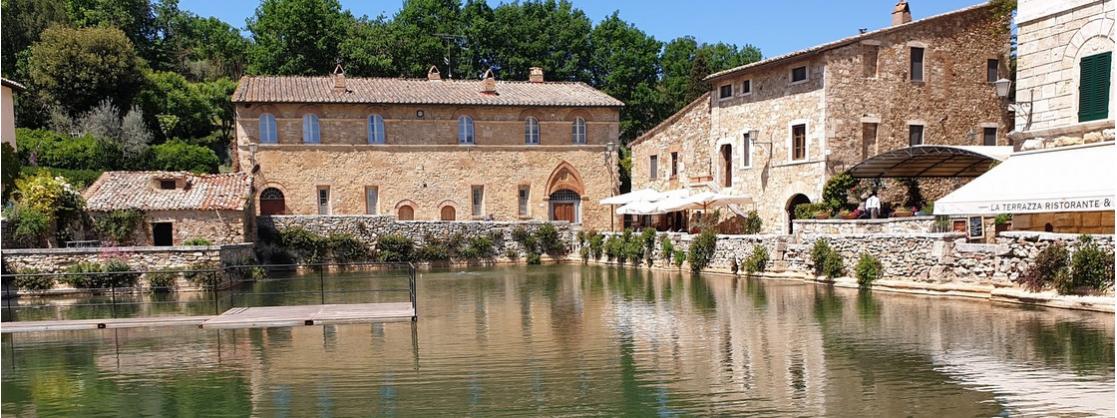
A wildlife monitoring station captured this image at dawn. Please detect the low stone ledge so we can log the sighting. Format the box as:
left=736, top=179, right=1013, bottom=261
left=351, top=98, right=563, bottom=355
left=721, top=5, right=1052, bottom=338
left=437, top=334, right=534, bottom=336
left=998, top=231, right=1114, bottom=242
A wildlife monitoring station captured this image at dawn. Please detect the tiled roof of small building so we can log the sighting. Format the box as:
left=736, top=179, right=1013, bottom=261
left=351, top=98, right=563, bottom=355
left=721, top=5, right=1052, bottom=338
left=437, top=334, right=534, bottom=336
left=232, top=76, right=625, bottom=107
left=704, top=2, right=993, bottom=81
left=83, top=171, right=251, bottom=212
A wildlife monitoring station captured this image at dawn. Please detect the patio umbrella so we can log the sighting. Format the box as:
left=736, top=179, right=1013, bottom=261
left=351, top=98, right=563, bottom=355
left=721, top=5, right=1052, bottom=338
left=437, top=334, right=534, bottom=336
left=677, top=192, right=753, bottom=212
left=599, top=188, right=660, bottom=205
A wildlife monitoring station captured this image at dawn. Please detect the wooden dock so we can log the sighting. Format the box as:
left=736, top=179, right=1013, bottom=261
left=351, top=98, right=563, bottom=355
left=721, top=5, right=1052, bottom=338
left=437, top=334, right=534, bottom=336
left=0, top=302, right=415, bottom=334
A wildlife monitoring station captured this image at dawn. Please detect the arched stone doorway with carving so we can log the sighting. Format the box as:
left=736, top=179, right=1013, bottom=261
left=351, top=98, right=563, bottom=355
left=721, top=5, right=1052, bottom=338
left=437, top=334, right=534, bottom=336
left=545, top=162, right=586, bottom=224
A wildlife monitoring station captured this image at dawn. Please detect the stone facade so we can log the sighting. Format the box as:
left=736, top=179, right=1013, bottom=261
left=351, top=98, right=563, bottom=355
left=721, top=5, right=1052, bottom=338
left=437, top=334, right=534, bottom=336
left=631, top=3, right=1011, bottom=234
left=792, top=216, right=936, bottom=235
left=234, top=76, right=622, bottom=232
left=91, top=209, right=251, bottom=246
left=2, top=244, right=255, bottom=293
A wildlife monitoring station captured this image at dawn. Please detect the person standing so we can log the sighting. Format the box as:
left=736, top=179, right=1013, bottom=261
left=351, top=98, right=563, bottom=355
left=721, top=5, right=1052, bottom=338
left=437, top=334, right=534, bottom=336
left=866, top=193, right=881, bottom=219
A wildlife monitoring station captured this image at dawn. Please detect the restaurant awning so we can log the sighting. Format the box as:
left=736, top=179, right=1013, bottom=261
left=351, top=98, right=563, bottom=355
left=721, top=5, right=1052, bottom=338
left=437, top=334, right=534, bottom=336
left=615, top=190, right=751, bottom=215
left=848, top=145, right=1013, bottom=178
left=934, top=142, right=1115, bottom=216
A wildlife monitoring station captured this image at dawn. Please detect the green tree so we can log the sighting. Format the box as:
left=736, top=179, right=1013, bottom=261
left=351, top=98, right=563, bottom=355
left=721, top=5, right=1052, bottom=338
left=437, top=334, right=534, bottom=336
left=1, top=0, right=69, bottom=77
left=136, top=70, right=214, bottom=139
left=246, top=0, right=353, bottom=75
left=338, top=16, right=397, bottom=77
left=486, top=0, right=593, bottom=81
left=197, top=78, right=238, bottom=144
left=150, top=139, right=220, bottom=173
left=65, top=0, right=157, bottom=61
left=1, top=143, right=21, bottom=202
left=589, top=12, right=664, bottom=142
left=27, top=25, right=143, bottom=116
left=389, top=0, right=463, bottom=77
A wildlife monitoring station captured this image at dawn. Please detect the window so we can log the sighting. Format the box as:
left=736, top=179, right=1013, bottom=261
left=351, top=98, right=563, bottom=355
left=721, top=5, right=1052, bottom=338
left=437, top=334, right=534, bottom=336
left=791, top=124, right=807, bottom=161
left=649, top=155, right=658, bottom=180
left=471, top=185, right=484, bottom=217
left=790, top=65, right=808, bottom=83
left=518, top=186, right=530, bottom=217
left=986, top=59, right=999, bottom=83
left=742, top=132, right=751, bottom=167
left=909, top=124, right=924, bottom=146
left=670, top=152, right=678, bottom=178
left=524, top=117, right=540, bottom=144
left=159, top=179, right=176, bottom=190
left=982, top=127, right=997, bottom=146
left=572, top=117, right=587, bottom=144
left=741, top=80, right=752, bottom=95
left=152, top=222, right=173, bottom=246
left=458, top=115, right=475, bottom=144
left=365, top=186, right=378, bottom=215
left=302, top=114, right=321, bottom=144
left=368, top=114, right=385, bottom=144
left=910, top=47, right=924, bottom=81
left=397, top=205, right=414, bottom=221
left=317, top=186, right=330, bottom=215
left=719, top=84, right=733, bottom=99
left=720, top=144, right=732, bottom=187
left=861, top=123, right=878, bottom=160
left=259, top=113, right=277, bottom=144
left=1078, top=51, right=1111, bottom=122
left=260, top=187, right=286, bottom=215
left=863, top=44, right=879, bottom=78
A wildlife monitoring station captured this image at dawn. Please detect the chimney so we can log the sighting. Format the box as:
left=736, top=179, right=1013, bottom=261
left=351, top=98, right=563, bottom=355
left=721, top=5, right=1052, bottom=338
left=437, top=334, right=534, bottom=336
left=480, top=68, right=497, bottom=95
left=427, top=65, right=441, bottom=81
left=529, top=67, right=544, bottom=83
left=332, top=62, right=347, bottom=92
left=891, top=0, right=911, bottom=26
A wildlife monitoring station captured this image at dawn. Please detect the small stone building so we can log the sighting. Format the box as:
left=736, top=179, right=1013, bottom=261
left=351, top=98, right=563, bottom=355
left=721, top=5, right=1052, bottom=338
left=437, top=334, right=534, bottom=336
left=83, top=171, right=253, bottom=245
left=631, top=1, right=1012, bottom=233
left=232, top=67, right=623, bottom=230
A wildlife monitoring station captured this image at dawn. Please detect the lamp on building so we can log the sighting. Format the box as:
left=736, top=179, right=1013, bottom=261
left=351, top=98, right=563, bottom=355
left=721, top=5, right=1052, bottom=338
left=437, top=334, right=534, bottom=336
left=994, top=78, right=1012, bottom=98
left=994, top=77, right=1033, bottom=121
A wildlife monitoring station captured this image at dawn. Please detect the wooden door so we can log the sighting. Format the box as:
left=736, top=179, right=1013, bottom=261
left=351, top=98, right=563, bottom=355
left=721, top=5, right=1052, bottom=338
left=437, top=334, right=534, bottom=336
left=552, top=203, right=575, bottom=223
left=721, top=144, right=732, bottom=187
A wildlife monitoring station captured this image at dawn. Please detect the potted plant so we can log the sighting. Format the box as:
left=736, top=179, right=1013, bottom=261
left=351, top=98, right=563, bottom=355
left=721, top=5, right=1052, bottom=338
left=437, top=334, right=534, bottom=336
left=892, top=205, right=914, bottom=218
left=814, top=210, right=831, bottom=220
left=994, top=213, right=1012, bottom=233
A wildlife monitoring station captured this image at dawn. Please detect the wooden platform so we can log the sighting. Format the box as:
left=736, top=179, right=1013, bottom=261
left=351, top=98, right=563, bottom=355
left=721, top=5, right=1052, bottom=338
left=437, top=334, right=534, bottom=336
left=1, top=302, right=415, bottom=333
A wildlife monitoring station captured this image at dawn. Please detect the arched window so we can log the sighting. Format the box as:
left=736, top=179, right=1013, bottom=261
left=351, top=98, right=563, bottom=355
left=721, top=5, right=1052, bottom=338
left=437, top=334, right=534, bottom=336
left=398, top=205, right=415, bottom=221
left=259, top=113, right=277, bottom=144
left=440, top=206, right=456, bottom=221
left=302, top=114, right=320, bottom=144
left=525, top=117, right=540, bottom=144
left=259, top=187, right=286, bottom=215
left=368, top=114, right=385, bottom=144
left=571, top=117, right=586, bottom=144
left=549, top=189, right=580, bottom=223
left=458, top=115, right=474, bottom=144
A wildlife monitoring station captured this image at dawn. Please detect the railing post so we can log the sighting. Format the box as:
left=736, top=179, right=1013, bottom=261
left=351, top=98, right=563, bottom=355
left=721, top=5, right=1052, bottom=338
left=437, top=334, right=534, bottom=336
left=110, top=282, right=117, bottom=319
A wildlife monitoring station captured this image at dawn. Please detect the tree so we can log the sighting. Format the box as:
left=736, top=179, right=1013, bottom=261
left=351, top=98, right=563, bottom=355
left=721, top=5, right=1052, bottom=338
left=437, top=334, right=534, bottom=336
left=338, top=16, right=398, bottom=77
left=27, top=25, right=143, bottom=116
left=136, top=70, right=214, bottom=140
left=486, top=0, right=593, bottom=81
left=65, top=0, right=158, bottom=61
left=197, top=78, right=238, bottom=143
left=246, top=0, right=353, bottom=75
left=1, top=0, right=69, bottom=77
left=151, top=139, right=220, bottom=173
left=589, top=12, right=663, bottom=142
left=389, top=0, right=463, bottom=77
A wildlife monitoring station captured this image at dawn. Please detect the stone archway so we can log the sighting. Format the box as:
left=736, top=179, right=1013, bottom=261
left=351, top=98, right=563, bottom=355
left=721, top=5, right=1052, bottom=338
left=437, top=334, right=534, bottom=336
left=259, top=187, right=286, bottom=215
left=545, top=162, right=586, bottom=224
left=786, top=193, right=811, bottom=234
left=545, top=161, right=586, bottom=195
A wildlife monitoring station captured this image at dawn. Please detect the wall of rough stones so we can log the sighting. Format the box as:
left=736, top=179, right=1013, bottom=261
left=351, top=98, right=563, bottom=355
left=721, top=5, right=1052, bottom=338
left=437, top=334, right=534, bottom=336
left=2, top=244, right=255, bottom=292
left=259, top=215, right=574, bottom=260
left=792, top=217, right=936, bottom=235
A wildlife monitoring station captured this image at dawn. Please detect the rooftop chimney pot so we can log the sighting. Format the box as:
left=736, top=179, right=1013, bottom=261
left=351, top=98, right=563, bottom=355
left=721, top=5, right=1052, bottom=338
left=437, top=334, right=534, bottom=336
left=332, top=63, right=347, bottom=92
left=529, top=67, right=544, bottom=83
left=891, top=0, right=912, bottom=26
left=427, top=65, right=442, bottom=81
left=480, top=68, right=497, bottom=95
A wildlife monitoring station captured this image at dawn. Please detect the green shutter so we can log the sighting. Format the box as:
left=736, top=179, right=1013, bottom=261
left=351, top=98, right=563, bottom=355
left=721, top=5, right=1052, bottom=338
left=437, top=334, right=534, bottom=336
left=1079, top=52, right=1111, bottom=122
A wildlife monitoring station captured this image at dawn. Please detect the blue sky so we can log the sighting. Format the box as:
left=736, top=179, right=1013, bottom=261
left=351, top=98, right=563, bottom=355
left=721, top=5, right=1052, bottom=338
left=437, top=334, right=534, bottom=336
left=180, top=0, right=984, bottom=58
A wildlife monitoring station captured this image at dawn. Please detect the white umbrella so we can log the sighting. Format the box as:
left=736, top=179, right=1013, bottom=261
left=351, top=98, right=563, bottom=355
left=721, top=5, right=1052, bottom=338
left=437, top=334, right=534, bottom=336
left=677, top=192, right=753, bottom=211
left=599, top=188, right=660, bottom=205
left=613, top=189, right=691, bottom=215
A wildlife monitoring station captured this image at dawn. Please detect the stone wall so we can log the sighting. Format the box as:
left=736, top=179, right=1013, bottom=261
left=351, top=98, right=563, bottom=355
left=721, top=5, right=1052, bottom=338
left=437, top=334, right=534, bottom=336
left=792, top=216, right=936, bottom=235
left=1, top=244, right=255, bottom=293
left=259, top=215, right=574, bottom=260
left=630, top=93, right=712, bottom=190
left=90, top=209, right=250, bottom=246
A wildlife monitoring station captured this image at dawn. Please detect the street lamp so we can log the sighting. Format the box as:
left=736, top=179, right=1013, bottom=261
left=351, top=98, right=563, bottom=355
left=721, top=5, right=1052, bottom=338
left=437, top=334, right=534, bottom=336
left=994, top=78, right=1012, bottom=98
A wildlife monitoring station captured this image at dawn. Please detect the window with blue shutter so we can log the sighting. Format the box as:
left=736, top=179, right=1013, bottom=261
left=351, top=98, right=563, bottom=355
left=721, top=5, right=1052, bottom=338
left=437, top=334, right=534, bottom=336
left=1079, top=52, right=1111, bottom=122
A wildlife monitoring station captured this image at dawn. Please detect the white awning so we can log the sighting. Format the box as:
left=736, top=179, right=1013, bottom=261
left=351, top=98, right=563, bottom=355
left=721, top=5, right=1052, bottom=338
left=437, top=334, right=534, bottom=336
left=934, top=142, right=1116, bottom=216
left=614, top=189, right=690, bottom=215
left=599, top=188, right=660, bottom=205
left=656, top=191, right=753, bottom=212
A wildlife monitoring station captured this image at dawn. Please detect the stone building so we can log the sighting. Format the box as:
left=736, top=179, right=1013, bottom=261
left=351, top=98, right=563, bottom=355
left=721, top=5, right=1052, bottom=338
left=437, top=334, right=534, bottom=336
left=1001, top=0, right=1114, bottom=232
left=83, top=171, right=253, bottom=245
left=631, top=1, right=1012, bottom=233
left=232, top=67, right=622, bottom=230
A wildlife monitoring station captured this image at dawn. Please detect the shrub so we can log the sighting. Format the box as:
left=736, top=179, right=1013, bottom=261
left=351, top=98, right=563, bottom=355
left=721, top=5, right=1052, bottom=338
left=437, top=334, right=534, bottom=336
left=150, top=139, right=220, bottom=173
left=183, top=262, right=222, bottom=287
left=19, top=166, right=103, bottom=189
left=822, top=252, right=845, bottom=279
left=3, top=203, right=50, bottom=247
left=1069, top=235, right=1114, bottom=293
left=224, top=257, right=266, bottom=282
left=376, top=235, right=415, bottom=262
left=417, top=240, right=452, bottom=262
left=101, top=259, right=140, bottom=288
left=673, top=249, right=686, bottom=268
left=994, top=213, right=1012, bottom=225
left=589, top=232, right=605, bottom=261
left=641, top=228, right=657, bottom=265
left=900, top=178, right=925, bottom=210
left=579, top=245, right=590, bottom=263
left=2, top=143, right=20, bottom=202
left=822, top=172, right=857, bottom=210
left=1021, top=242, right=1068, bottom=292
left=744, top=246, right=769, bottom=274
left=535, top=223, right=566, bottom=256
left=278, top=227, right=326, bottom=264
left=854, top=253, right=883, bottom=288
left=13, top=269, right=54, bottom=292
left=95, top=209, right=145, bottom=245
left=462, top=236, right=496, bottom=260
left=325, top=233, right=369, bottom=263
left=16, top=128, right=117, bottom=170
left=625, top=236, right=645, bottom=266
left=743, top=210, right=763, bottom=234
left=526, top=252, right=542, bottom=265
left=795, top=203, right=830, bottom=220
left=182, top=237, right=212, bottom=246
left=605, top=235, right=622, bottom=261
left=688, top=229, right=717, bottom=272
left=146, top=269, right=180, bottom=291
left=62, top=261, right=103, bottom=288
left=811, top=239, right=832, bottom=276
left=660, top=235, right=675, bottom=262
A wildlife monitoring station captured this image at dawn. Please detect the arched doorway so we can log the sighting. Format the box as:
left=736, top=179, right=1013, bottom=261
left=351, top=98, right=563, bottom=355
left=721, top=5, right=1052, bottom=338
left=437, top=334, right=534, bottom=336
left=398, top=205, right=415, bottom=221
left=720, top=144, right=732, bottom=187
left=786, top=194, right=811, bottom=234
left=550, top=189, right=580, bottom=223
left=260, top=187, right=286, bottom=215
left=440, top=206, right=456, bottom=221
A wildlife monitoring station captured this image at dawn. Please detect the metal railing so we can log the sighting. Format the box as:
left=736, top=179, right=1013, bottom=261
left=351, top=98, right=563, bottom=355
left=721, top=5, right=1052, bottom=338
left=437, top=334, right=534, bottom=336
left=0, top=261, right=418, bottom=323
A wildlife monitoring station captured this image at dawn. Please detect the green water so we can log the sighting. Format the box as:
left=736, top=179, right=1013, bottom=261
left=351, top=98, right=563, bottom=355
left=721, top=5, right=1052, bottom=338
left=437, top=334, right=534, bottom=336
left=2, top=265, right=1113, bottom=416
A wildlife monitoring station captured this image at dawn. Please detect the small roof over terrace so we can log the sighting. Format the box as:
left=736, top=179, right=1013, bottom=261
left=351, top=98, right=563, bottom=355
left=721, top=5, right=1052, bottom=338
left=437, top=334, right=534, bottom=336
left=847, top=145, right=1013, bottom=178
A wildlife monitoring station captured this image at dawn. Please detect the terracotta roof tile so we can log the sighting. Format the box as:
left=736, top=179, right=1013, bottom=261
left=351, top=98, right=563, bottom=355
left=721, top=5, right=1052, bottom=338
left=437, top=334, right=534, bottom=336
left=232, top=76, right=625, bottom=107
left=83, top=171, right=250, bottom=212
